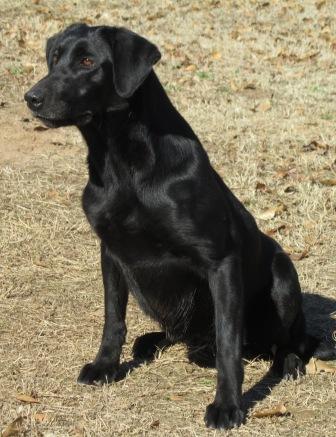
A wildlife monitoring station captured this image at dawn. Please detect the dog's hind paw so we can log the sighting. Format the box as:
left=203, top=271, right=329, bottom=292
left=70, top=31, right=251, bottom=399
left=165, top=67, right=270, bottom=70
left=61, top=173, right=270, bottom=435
left=283, top=353, right=305, bottom=379
left=204, top=403, right=245, bottom=429
left=271, top=352, right=305, bottom=380
left=77, top=361, right=118, bottom=385
left=132, top=331, right=170, bottom=361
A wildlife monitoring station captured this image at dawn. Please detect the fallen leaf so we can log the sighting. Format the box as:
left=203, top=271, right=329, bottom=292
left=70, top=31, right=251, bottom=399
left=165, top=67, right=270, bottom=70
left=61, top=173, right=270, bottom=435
left=255, top=99, right=272, bottom=112
left=284, top=185, right=296, bottom=193
left=211, top=51, right=222, bottom=60
left=35, top=6, right=51, bottom=15
left=169, top=394, right=184, bottom=401
left=266, top=224, right=287, bottom=236
left=33, top=257, right=48, bottom=268
left=306, top=358, right=336, bottom=375
left=189, top=4, right=202, bottom=12
left=184, top=64, right=196, bottom=72
left=2, top=417, right=24, bottom=437
left=252, top=403, right=288, bottom=418
left=320, top=30, right=331, bottom=42
left=163, top=42, right=175, bottom=52
left=59, top=4, right=71, bottom=12
left=289, top=248, right=309, bottom=261
left=148, top=11, right=166, bottom=20
left=274, top=50, right=319, bottom=63
left=255, top=181, right=270, bottom=192
left=45, top=190, right=60, bottom=200
left=34, top=125, right=49, bottom=131
left=15, top=393, right=39, bottom=404
left=69, top=426, right=85, bottom=437
left=257, top=204, right=286, bottom=220
left=257, top=208, right=277, bottom=220
left=316, top=0, right=326, bottom=9
left=302, top=140, right=329, bottom=153
left=276, top=170, right=290, bottom=179
left=18, top=37, right=27, bottom=48
left=318, top=179, right=336, bottom=186
left=244, top=83, right=257, bottom=90
left=34, top=412, right=47, bottom=423
left=150, top=420, right=160, bottom=429
left=230, top=29, right=241, bottom=40
left=299, top=51, right=320, bottom=61
left=256, top=182, right=265, bottom=190
left=23, top=64, right=35, bottom=74
left=230, top=80, right=239, bottom=91
left=303, top=220, right=316, bottom=230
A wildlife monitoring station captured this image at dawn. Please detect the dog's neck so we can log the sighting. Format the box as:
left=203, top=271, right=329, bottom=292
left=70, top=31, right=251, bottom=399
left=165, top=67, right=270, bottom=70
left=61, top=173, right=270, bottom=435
left=79, top=71, right=197, bottom=186
left=130, top=71, right=197, bottom=139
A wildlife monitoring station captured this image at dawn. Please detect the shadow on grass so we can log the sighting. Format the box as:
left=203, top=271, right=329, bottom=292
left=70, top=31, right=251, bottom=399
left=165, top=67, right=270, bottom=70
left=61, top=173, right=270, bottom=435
left=242, top=291, right=336, bottom=412
left=115, top=292, right=335, bottom=411
left=302, top=292, right=336, bottom=342
left=115, top=358, right=148, bottom=382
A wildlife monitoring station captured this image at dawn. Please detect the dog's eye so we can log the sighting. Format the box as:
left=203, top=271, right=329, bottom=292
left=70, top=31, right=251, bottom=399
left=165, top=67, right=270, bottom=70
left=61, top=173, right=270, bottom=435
left=80, top=57, right=94, bottom=68
left=53, top=54, right=58, bottom=65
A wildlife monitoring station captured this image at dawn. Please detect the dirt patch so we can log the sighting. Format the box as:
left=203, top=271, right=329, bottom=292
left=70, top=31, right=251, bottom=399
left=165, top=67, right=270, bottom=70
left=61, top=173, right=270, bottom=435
left=0, top=103, right=82, bottom=165
left=0, top=1, right=335, bottom=436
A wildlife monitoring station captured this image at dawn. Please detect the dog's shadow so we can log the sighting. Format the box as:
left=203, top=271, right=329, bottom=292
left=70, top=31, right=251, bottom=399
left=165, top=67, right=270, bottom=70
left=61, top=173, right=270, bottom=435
left=115, top=358, right=147, bottom=382
left=116, top=292, right=335, bottom=410
left=242, top=292, right=336, bottom=411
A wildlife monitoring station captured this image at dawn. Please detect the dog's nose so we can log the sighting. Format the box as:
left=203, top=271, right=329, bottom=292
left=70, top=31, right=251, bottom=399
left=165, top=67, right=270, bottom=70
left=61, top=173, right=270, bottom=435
left=24, top=89, right=44, bottom=110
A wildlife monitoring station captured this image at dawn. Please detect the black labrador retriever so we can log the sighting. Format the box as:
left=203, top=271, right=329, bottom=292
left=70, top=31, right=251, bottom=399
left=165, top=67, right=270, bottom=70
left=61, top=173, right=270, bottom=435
left=24, top=23, right=334, bottom=429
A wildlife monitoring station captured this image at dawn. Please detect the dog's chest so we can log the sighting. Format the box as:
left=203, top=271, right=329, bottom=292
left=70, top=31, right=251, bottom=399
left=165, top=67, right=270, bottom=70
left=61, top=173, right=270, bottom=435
left=82, top=181, right=211, bottom=337
left=82, top=181, right=173, bottom=261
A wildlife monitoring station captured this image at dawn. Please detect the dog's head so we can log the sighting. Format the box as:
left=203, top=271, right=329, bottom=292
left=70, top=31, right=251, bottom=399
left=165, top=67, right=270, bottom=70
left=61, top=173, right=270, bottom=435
left=24, top=23, right=161, bottom=127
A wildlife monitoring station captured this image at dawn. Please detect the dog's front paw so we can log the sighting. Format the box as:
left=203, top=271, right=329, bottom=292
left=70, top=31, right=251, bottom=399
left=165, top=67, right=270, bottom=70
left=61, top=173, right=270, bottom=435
left=204, top=402, right=245, bottom=429
left=77, top=361, right=118, bottom=385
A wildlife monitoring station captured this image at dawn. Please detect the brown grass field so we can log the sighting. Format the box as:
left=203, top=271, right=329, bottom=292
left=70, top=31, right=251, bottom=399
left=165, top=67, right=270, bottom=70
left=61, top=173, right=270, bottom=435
left=1, top=0, right=335, bottom=435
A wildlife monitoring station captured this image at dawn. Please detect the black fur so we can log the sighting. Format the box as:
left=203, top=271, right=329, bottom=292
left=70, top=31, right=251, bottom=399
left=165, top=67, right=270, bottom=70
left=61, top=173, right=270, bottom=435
left=24, top=23, right=335, bottom=430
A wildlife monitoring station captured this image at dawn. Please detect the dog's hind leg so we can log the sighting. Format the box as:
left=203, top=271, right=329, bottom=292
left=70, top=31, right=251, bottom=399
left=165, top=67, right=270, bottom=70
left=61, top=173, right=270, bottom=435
left=267, top=251, right=308, bottom=379
left=186, top=334, right=216, bottom=368
left=132, top=332, right=173, bottom=361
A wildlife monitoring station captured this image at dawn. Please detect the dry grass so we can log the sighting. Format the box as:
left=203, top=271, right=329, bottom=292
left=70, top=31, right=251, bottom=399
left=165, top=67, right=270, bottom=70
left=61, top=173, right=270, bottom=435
left=0, top=0, right=335, bottom=435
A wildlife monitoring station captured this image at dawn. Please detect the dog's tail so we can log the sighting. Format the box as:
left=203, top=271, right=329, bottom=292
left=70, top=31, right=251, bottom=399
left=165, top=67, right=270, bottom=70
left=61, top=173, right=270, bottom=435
left=305, top=334, right=336, bottom=361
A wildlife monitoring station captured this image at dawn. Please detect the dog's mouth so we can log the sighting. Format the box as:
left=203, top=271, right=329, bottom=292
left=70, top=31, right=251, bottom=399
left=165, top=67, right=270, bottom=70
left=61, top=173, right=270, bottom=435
left=33, top=111, right=93, bottom=128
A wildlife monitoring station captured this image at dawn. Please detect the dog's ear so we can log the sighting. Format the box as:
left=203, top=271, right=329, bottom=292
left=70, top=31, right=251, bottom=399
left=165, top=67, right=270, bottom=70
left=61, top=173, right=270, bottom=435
left=106, top=27, right=161, bottom=98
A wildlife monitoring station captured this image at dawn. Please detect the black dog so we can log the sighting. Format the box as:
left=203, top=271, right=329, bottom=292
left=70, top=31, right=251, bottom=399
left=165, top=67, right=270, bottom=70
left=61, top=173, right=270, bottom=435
left=24, top=23, right=334, bottom=430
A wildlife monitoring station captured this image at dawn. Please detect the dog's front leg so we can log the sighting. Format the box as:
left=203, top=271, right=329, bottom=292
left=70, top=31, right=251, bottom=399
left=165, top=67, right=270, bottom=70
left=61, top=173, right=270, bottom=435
left=205, top=255, right=245, bottom=429
left=78, top=242, right=128, bottom=385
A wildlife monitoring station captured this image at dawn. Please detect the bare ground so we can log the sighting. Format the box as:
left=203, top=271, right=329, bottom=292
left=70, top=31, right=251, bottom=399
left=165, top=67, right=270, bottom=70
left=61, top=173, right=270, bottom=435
left=0, top=1, right=335, bottom=436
